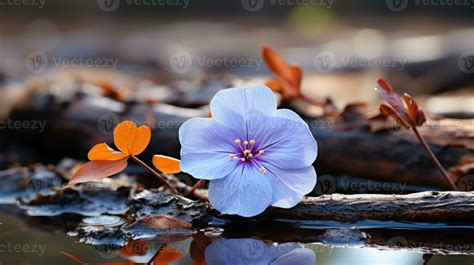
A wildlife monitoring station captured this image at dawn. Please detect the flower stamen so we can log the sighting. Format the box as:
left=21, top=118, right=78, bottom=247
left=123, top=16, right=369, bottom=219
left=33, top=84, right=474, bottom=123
left=231, top=139, right=267, bottom=174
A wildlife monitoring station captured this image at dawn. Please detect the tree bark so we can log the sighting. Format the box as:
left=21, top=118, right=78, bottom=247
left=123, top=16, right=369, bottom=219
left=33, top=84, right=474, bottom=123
left=261, top=191, right=474, bottom=222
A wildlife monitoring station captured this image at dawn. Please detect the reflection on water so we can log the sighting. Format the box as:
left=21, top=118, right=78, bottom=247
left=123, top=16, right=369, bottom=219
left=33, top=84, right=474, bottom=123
left=1, top=209, right=474, bottom=264
left=205, top=238, right=315, bottom=264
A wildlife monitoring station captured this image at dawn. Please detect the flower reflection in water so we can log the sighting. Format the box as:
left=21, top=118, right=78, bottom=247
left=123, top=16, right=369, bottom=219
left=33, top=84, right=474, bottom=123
left=205, top=238, right=316, bottom=265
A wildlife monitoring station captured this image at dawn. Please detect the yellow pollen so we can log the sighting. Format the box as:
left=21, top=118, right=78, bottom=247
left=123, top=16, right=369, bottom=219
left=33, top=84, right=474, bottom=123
left=260, top=167, right=267, bottom=174
left=250, top=139, right=255, bottom=145
left=258, top=150, right=265, bottom=155
left=241, top=158, right=245, bottom=162
left=248, top=153, right=253, bottom=158
left=243, top=150, right=251, bottom=154
left=234, top=139, right=241, bottom=144
left=244, top=140, right=249, bottom=145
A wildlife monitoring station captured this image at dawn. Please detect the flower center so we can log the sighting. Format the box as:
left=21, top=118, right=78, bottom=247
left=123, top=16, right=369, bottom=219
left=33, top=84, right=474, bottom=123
left=229, top=139, right=267, bottom=174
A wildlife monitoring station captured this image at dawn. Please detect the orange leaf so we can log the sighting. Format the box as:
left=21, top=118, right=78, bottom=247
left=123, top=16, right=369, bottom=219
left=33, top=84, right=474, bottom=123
left=88, top=143, right=129, bottom=161
left=262, top=45, right=302, bottom=99
left=152, top=155, right=181, bottom=174
left=262, top=45, right=302, bottom=89
left=67, top=158, right=128, bottom=187
left=403, top=93, right=426, bottom=126
left=377, top=78, right=394, bottom=93
left=379, top=104, right=410, bottom=129
left=154, top=246, right=181, bottom=265
left=114, top=121, right=151, bottom=155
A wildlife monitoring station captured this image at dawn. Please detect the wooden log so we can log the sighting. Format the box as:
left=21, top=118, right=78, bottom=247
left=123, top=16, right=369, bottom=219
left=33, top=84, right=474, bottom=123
left=4, top=85, right=474, bottom=189
left=262, top=191, right=474, bottom=222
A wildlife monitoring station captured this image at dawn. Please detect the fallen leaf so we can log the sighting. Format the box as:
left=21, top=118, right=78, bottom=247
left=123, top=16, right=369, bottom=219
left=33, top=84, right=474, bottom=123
left=114, top=121, right=151, bottom=155
left=67, top=159, right=128, bottom=187
left=153, top=155, right=181, bottom=174
left=136, top=215, right=192, bottom=231
left=88, top=143, right=129, bottom=161
left=262, top=45, right=302, bottom=100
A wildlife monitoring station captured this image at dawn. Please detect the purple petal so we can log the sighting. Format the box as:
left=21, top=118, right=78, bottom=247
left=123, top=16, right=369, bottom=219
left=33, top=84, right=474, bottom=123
left=179, top=117, right=242, bottom=180
left=252, top=109, right=317, bottom=169
left=208, top=163, right=273, bottom=217
left=180, top=153, right=238, bottom=180
left=205, top=238, right=272, bottom=265
left=264, top=164, right=317, bottom=208
left=179, top=117, right=243, bottom=153
left=210, top=86, right=277, bottom=130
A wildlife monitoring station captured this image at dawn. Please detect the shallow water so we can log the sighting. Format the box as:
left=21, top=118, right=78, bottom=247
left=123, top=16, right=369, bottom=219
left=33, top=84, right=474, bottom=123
left=1, top=208, right=474, bottom=265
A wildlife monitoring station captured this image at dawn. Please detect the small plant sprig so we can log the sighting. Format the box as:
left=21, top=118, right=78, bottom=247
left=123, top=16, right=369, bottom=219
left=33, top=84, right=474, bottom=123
left=66, top=120, right=182, bottom=194
left=375, top=78, right=458, bottom=191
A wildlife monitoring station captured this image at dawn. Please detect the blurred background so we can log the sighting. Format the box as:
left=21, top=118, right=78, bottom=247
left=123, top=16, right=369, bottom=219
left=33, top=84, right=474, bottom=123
left=0, top=0, right=473, bottom=116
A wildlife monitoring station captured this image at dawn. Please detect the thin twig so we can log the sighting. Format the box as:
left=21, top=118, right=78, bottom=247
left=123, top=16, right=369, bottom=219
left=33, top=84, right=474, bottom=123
left=130, top=155, right=179, bottom=194
left=187, top=179, right=206, bottom=196
left=412, top=127, right=458, bottom=190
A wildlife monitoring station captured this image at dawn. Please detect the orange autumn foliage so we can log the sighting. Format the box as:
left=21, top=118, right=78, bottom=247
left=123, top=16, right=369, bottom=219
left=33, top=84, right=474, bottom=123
left=262, top=44, right=303, bottom=100
left=152, top=155, right=181, bottom=174
left=67, top=121, right=151, bottom=187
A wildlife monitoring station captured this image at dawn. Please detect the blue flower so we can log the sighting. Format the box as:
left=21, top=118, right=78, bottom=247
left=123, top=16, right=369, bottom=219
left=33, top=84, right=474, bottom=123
left=179, top=86, right=317, bottom=217
left=205, top=238, right=316, bottom=265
